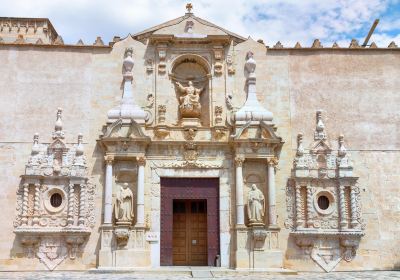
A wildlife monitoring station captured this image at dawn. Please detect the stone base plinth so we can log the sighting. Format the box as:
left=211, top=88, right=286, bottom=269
left=115, top=249, right=149, bottom=267
left=235, top=226, right=283, bottom=269
left=181, top=118, right=201, bottom=128
left=98, top=225, right=150, bottom=269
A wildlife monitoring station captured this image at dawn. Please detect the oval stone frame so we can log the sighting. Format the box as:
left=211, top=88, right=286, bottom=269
left=313, top=190, right=335, bottom=215
left=44, top=187, right=67, bottom=214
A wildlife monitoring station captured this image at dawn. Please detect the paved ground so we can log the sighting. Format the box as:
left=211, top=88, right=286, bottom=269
left=0, top=271, right=398, bottom=280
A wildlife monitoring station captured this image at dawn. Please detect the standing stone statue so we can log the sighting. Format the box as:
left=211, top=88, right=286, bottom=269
left=247, top=184, right=265, bottom=225
left=114, top=183, right=134, bottom=224
left=175, top=81, right=204, bottom=118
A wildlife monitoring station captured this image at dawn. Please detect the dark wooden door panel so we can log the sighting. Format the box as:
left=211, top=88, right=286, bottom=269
left=161, top=178, right=219, bottom=266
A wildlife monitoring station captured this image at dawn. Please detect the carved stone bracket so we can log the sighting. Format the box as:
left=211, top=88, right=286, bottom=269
left=157, top=45, right=167, bottom=75
left=226, top=54, right=235, bottom=75
left=183, top=128, right=197, bottom=140
left=251, top=226, right=268, bottom=251
left=213, top=46, right=224, bottom=75
left=65, top=236, right=85, bottom=260
left=114, top=226, right=130, bottom=249
left=295, top=233, right=362, bottom=272
left=20, top=235, right=40, bottom=258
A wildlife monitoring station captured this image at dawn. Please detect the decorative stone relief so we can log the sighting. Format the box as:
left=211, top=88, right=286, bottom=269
left=157, top=45, right=167, bottom=74
left=183, top=128, right=197, bottom=140
left=213, top=46, right=224, bottom=75
left=146, top=58, right=154, bottom=73
left=114, top=227, right=130, bottom=248
left=286, top=110, right=364, bottom=272
left=225, top=92, right=234, bottom=110
left=146, top=92, right=154, bottom=108
left=214, top=106, right=223, bottom=125
left=183, top=142, right=199, bottom=162
left=226, top=54, right=235, bottom=75
left=154, top=105, right=169, bottom=139
left=14, top=108, right=94, bottom=270
left=252, top=227, right=268, bottom=251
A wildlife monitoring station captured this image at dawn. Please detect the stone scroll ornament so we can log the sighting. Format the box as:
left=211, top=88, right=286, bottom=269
left=13, top=108, right=95, bottom=270
left=175, top=81, right=204, bottom=118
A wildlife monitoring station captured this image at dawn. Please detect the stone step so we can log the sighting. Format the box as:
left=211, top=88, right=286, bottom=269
left=191, top=270, right=214, bottom=278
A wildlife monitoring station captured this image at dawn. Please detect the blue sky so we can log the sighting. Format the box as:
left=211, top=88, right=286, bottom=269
left=1, top=0, right=399, bottom=47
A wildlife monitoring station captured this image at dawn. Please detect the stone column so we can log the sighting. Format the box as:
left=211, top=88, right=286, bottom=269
left=21, top=183, right=29, bottom=225
left=104, top=156, right=114, bottom=224
left=306, top=185, right=313, bottom=227
left=350, top=186, right=359, bottom=228
left=295, top=184, right=304, bottom=228
left=267, top=158, right=278, bottom=228
left=67, top=183, right=75, bottom=226
left=235, top=156, right=245, bottom=225
left=339, top=185, right=348, bottom=229
left=32, top=183, right=40, bottom=226
left=136, top=156, right=146, bottom=227
left=78, top=184, right=86, bottom=226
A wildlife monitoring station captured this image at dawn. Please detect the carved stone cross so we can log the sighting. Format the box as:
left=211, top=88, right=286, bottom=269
left=186, top=3, right=193, bottom=13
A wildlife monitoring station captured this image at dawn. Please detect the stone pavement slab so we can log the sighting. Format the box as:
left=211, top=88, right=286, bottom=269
left=0, top=271, right=399, bottom=280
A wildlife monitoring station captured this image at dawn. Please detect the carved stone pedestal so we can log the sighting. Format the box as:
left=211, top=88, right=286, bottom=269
left=181, top=117, right=201, bottom=127
left=114, top=224, right=131, bottom=249
left=235, top=225, right=283, bottom=269
left=98, top=224, right=150, bottom=269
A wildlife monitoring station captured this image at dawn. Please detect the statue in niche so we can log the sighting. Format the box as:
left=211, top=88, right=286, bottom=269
left=247, top=184, right=265, bottom=225
left=114, top=183, right=134, bottom=224
left=175, top=81, right=204, bottom=118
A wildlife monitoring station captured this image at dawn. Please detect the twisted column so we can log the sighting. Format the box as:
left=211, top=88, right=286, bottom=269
left=235, top=156, right=245, bottom=225
left=78, top=184, right=86, bottom=226
left=339, top=185, right=348, bottom=229
left=67, top=183, right=75, bottom=226
left=21, top=183, right=29, bottom=225
left=104, top=156, right=114, bottom=224
left=32, top=183, right=40, bottom=226
left=350, top=187, right=358, bottom=228
left=295, top=185, right=304, bottom=228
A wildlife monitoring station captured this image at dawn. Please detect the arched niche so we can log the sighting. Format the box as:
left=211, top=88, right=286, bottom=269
left=169, top=54, right=212, bottom=126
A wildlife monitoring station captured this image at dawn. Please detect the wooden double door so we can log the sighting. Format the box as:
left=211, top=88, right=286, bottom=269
left=160, top=178, right=219, bottom=266
left=173, top=199, right=207, bottom=266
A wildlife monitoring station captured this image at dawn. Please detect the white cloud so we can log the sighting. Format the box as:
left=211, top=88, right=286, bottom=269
left=0, top=0, right=398, bottom=47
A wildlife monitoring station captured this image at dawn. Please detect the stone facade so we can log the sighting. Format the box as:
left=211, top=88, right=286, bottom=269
left=0, top=7, right=399, bottom=272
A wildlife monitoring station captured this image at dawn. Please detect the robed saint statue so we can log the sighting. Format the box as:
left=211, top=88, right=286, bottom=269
left=114, top=183, right=134, bottom=224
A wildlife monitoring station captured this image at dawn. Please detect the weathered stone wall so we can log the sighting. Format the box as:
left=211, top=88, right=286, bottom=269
left=0, top=38, right=399, bottom=271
